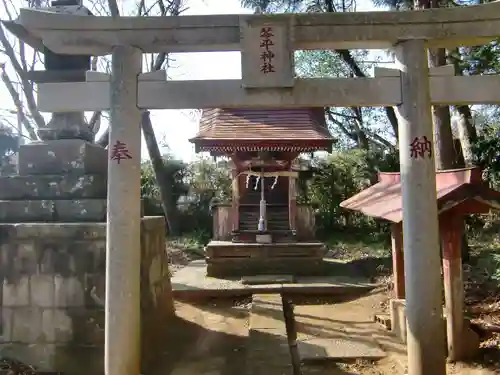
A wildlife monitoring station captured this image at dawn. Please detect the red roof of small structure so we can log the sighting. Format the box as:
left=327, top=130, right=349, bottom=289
left=190, top=108, right=335, bottom=153
left=340, top=167, right=500, bottom=223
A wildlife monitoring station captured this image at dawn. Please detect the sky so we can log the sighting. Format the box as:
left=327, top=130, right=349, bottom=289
left=0, top=0, right=379, bottom=162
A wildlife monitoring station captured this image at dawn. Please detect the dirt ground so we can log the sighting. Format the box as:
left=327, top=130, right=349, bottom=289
left=154, top=291, right=499, bottom=375
left=164, top=240, right=500, bottom=375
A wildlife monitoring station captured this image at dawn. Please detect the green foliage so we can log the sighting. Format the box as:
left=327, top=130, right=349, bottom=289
left=472, top=122, right=500, bottom=188
left=141, top=150, right=399, bottom=243
left=299, top=149, right=399, bottom=234
left=459, top=41, right=500, bottom=75
left=141, top=156, right=232, bottom=242
left=140, top=156, right=189, bottom=216
left=177, top=157, right=232, bottom=239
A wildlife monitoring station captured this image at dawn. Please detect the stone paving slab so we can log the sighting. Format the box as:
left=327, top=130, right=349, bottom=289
left=247, top=294, right=293, bottom=375
left=297, top=337, right=386, bottom=361
left=172, top=260, right=376, bottom=300
left=241, top=274, right=294, bottom=285
left=294, top=302, right=386, bottom=361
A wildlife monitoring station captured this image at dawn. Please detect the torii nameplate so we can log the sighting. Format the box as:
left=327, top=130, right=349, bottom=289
left=240, top=17, right=294, bottom=88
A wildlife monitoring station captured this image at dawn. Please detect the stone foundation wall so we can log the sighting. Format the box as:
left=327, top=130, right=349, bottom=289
left=0, top=217, right=173, bottom=375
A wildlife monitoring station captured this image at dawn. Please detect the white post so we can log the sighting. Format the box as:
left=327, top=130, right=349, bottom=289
left=258, top=168, right=266, bottom=231
left=395, top=39, right=446, bottom=375
left=105, top=45, right=143, bottom=375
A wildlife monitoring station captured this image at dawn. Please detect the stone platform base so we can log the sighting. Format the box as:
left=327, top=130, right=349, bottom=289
left=172, top=260, right=376, bottom=301
left=0, top=217, right=173, bottom=375
left=205, top=241, right=327, bottom=278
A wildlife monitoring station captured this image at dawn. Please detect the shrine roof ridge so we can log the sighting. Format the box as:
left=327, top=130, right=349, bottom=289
left=5, top=1, right=500, bottom=55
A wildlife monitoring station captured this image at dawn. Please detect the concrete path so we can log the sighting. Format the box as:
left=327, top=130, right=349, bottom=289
left=294, top=303, right=386, bottom=361
left=157, top=294, right=391, bottom=375
left=172, top=260, right=376, bottom=300
left=247, top=294, right=294, bottom=375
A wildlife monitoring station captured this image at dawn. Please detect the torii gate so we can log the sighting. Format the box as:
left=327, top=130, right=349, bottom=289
left=5, top=2, right=500, bottom=375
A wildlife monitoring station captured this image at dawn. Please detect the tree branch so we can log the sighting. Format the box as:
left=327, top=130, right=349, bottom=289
left=0, top=64, right=38, bottom=140
left=0, top=24, right=45, bottom=129
left=107, top=0, right=120, bottom=16
left=98, top=0, right=182, bottom=148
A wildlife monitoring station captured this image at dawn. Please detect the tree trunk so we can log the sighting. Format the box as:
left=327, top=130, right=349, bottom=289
left=428, top=48, right=456, bottom=170
left=141, top=111, right=179, bottom=235
left=455, top=107, right=476, bottom=167
left=447, top=48, right=478, bottom=167
left=336, top=49, right=399, bottom=139
left=446, top=49, right=478, bottom=263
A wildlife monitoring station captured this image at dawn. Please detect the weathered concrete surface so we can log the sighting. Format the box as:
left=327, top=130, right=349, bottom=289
left=0, top=174, right=106, bottom=200
left=0, top=199, right=107, bottom=222
left=10, top=2, right=500, bottom=55
left=0, top=217, right=174, bottom=375
left=298, top=338, right=386, bottom=361
left=172, top=260, right=376, bottom=300
left=294, top=301, right=386, bottom=361
left=205, top=241, right=327, bottom=278
left=241, top=275, right=294, bottom=285
left=105, top=45, right=143, bottom=375
left=247, top=294, right=292, bottom=375
left=18, top=139, right=107, bottom=176
left=38, top=112, right=94, bottom=142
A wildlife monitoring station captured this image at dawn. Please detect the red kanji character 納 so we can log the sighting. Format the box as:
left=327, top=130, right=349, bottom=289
left=410, top=136, right=432, bottom=159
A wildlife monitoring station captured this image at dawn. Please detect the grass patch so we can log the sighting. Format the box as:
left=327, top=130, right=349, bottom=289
left=323, top=230, right=391, bottom=261
left=167, top=235, right=205, bottom=258
left=468, top=232, right=500, bottom=284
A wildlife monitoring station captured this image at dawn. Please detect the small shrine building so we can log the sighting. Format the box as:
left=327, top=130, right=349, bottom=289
left=189, top=107, right=335, bottom=277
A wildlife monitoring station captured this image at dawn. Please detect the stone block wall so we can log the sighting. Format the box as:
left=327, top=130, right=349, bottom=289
left=0, top=217, right=173, bottom=375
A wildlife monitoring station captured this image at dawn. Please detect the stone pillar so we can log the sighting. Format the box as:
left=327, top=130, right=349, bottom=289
left=394, top=40, right=446, bottom=375
left=105, top=45, right=142, bottom=375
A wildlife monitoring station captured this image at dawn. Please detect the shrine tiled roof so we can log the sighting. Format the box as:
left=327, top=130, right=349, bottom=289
left=340, top=167, right=500, bottom=223
left=190, top=108, right=334, bottom=149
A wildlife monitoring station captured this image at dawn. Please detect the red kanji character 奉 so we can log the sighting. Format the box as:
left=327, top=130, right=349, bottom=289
left=260, top=50, right=275, bottom=63
left=410, top=136, right=432, bottom=159
left=260, top=62, right=276, bottom=74
left=110, top=140, right=132, bottom=164
left=260, top=27, right=274, bottom=39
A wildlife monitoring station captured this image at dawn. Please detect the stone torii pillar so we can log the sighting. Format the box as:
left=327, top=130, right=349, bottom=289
left=105, top=46, right=143, bottom=375
left=395, top=40, right=446, bottom=375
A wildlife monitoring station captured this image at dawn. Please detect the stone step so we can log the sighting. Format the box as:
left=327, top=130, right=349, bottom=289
left=240, top=209, right=288, bottom=218
left=206, top=257, right=325, bottom=277
left=0, top=174, right=106, bottom=200
left=232, top=229, right=296, bottom=243
left=239, top=223, right=290, bottom=231
left=18, top=139, right=107, bottom=176
left=0, top=199, right=107, bottom=222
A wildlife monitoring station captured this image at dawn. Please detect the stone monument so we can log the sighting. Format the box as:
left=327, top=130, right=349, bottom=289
left=0, top=3, right=174, bottom=373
